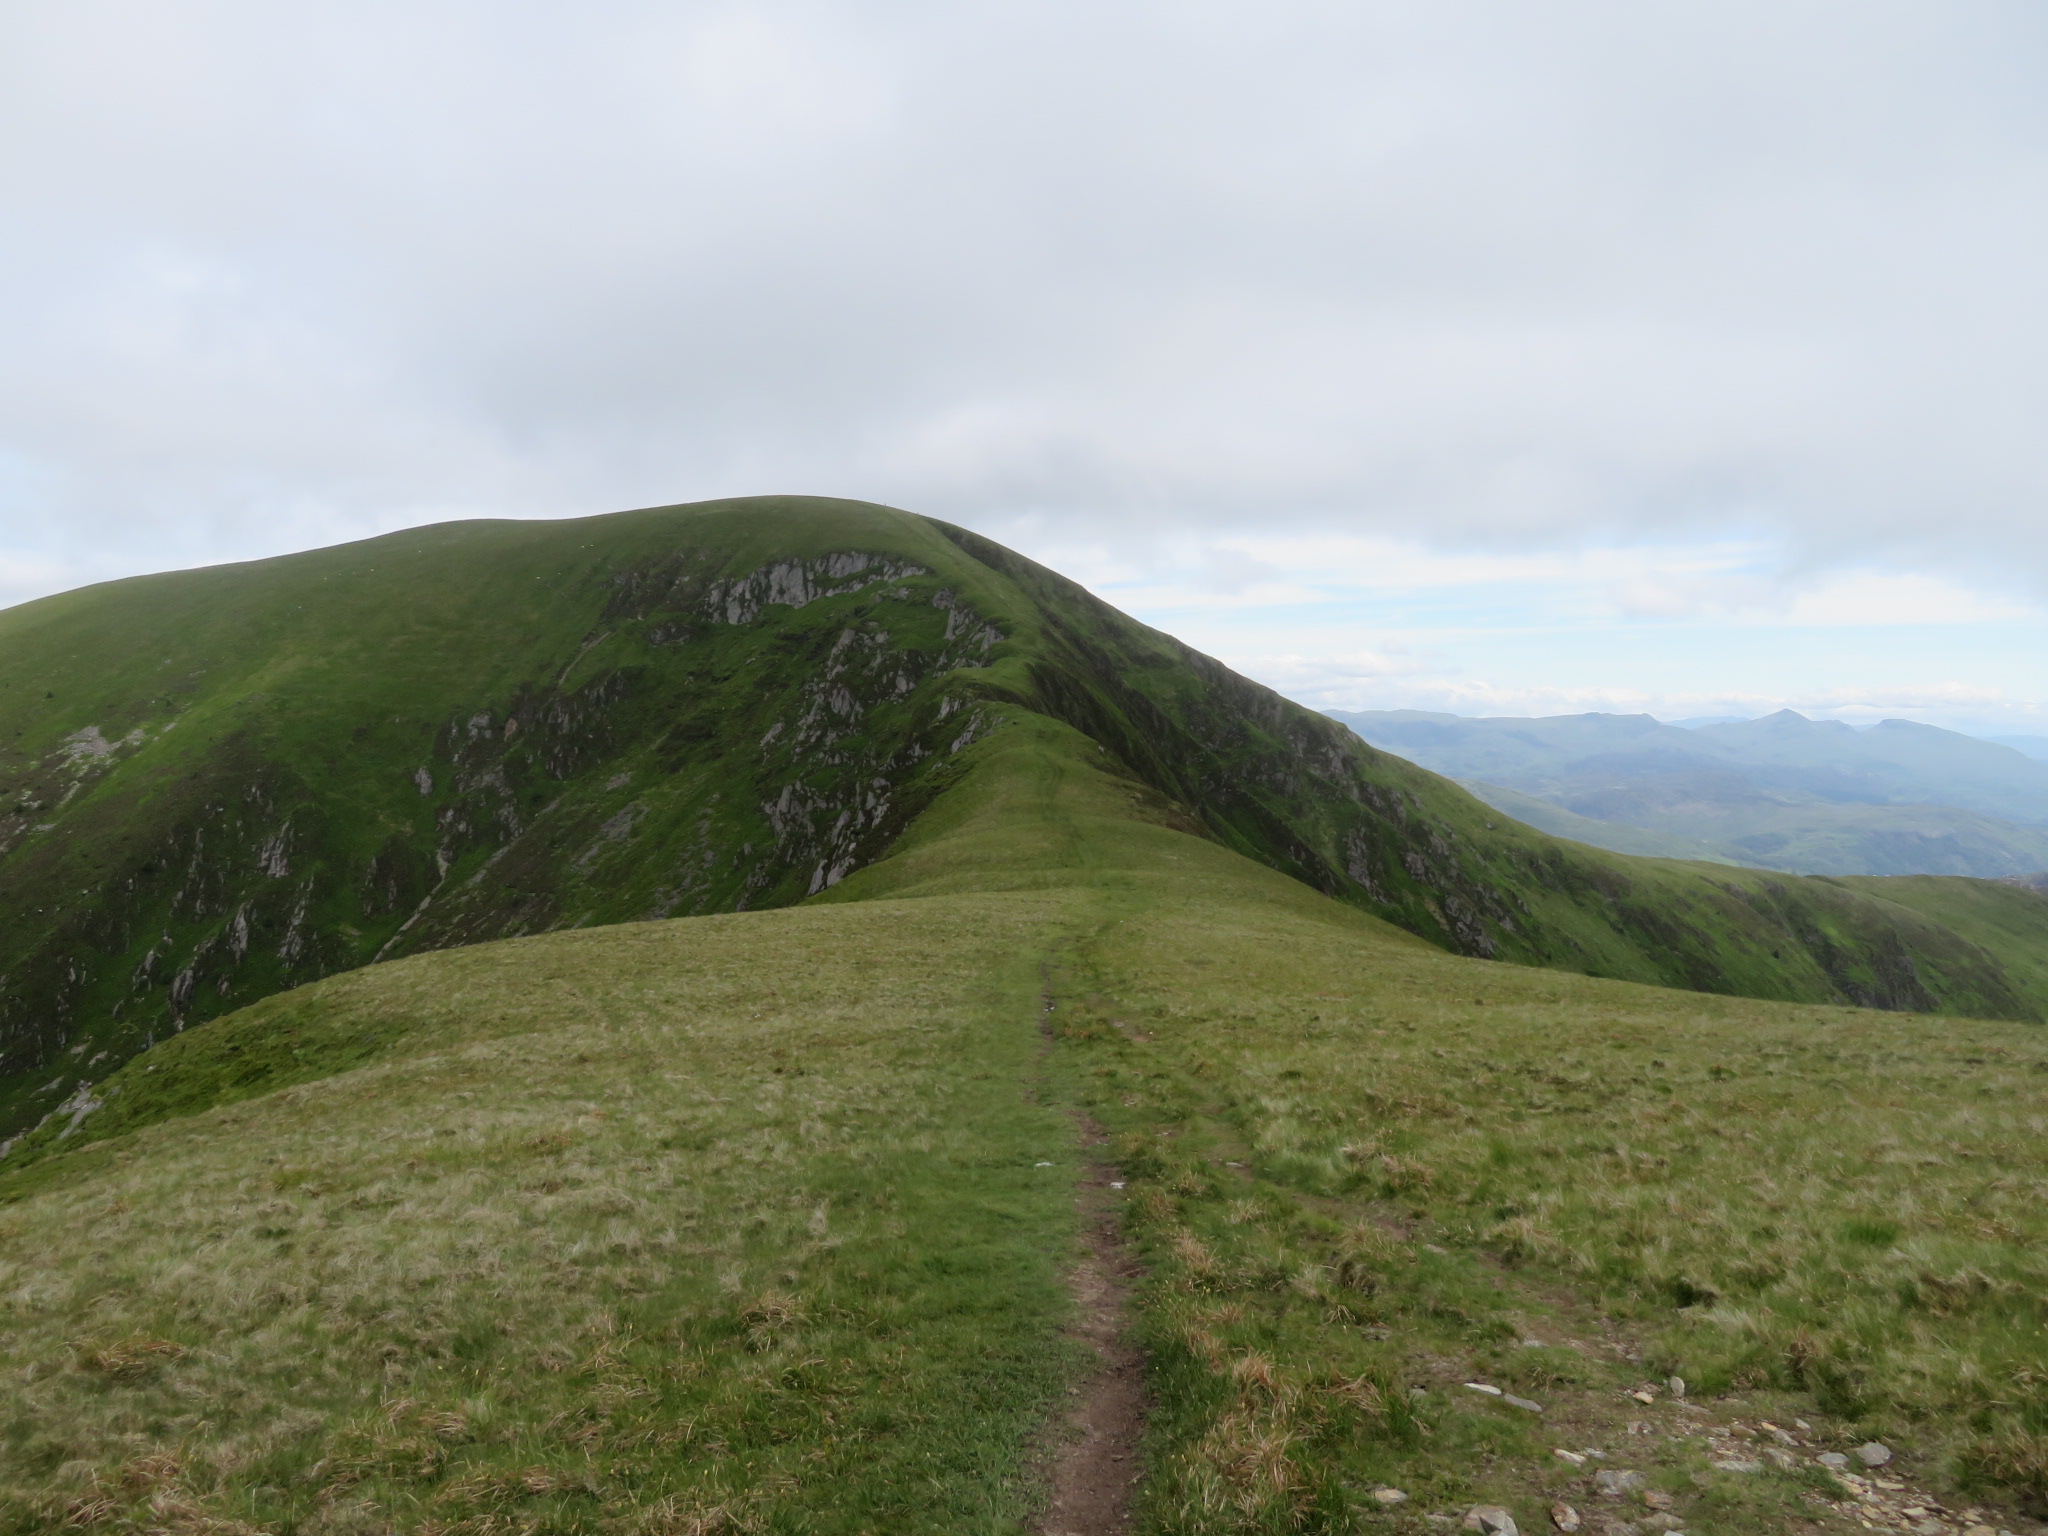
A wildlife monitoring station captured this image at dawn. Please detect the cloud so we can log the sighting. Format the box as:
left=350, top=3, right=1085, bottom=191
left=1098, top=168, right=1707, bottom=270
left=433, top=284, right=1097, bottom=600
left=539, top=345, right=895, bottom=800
left=2, top=2, right=2047, bottom=581
left=2, top=1, right=2045, bottom=738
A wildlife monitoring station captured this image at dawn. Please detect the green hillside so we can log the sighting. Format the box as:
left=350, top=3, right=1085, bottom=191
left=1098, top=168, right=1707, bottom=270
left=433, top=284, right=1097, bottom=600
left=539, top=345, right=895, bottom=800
left=5, top=714, right=2048, bottom=1535
left=5, top=497, right=2048, bottom=1150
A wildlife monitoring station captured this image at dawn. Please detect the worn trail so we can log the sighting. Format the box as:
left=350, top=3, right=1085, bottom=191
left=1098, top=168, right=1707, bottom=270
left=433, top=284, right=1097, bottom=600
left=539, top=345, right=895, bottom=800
left=1034, top=1112, right=1146, bottom=1536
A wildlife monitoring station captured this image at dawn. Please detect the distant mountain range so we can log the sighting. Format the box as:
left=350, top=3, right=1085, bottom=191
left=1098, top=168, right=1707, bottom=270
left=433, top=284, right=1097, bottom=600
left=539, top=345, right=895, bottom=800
left=1988, top=734, right=2048, bottom=762
left=1326, top=708, right=2048, bottom=878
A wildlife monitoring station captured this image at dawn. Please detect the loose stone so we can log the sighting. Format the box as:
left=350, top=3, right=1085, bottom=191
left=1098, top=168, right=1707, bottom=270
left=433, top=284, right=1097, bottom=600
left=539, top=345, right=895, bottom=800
left=1856, top=1441, right=1894, bottom=1468
left=1503, top=1394, right=1544, bottom=1412
left=1373, top=1488, right=1409, bottom=1506
left=1594, top=1470, right=1645, bottom=1497
left=1550, top=1502, right=1581, bottom=1532
left=1463, top=1504, right=1519, bottom=1536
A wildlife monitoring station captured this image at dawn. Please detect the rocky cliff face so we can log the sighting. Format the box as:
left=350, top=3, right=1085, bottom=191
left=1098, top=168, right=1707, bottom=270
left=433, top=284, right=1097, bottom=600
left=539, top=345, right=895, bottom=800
left=0, top=535, right=1009, bottom=1141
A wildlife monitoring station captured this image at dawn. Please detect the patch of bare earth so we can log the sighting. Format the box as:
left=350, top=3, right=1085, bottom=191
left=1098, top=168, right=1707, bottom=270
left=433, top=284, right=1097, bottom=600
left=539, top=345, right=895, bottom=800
left=1035, top=1114, right=1145, bottom=1536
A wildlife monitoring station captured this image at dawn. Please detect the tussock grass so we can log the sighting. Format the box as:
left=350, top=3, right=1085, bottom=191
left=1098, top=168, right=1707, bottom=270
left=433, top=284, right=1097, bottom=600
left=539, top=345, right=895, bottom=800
left=1050, top=837, right=2048, bottom=1527
left=4, top=712, right=2045, bottom=1531
left=0, top=892, right=1082, bottom=1534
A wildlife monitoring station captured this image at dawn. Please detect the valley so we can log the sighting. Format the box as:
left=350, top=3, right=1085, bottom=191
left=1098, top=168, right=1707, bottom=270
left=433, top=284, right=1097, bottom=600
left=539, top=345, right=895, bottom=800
left=1329, top=710, right=2048, bottom=881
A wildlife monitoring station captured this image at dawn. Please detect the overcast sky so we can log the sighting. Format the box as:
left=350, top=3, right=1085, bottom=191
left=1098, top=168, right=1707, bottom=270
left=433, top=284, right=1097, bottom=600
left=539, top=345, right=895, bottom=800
left=3, top=1, right=2046, bottom=733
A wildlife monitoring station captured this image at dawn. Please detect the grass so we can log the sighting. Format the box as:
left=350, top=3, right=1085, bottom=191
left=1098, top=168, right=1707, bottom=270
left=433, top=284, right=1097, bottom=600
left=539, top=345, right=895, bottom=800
left=0, top=882, right=1087, bottom=1534
left=9, top=494, right=2048, bottom=1150
left=1047, top=865, right=2048, bottom=1529
left=9, top=711, right=2048, bottom=1533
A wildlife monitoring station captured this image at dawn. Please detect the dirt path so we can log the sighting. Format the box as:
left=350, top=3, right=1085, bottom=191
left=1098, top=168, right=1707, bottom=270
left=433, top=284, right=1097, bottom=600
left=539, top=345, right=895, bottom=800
left=1034, top=1114, right=1146, bottom=1536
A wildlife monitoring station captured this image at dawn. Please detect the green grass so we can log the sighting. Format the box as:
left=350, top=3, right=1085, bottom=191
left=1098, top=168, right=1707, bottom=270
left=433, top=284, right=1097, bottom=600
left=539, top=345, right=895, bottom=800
left=1839, top=873, right=2048, bottom=1010
left=0, top=885, right=1086, bottom=1533
left=8, top=495, right=2048, bottom=1152
left=1047, top=859, right=2048, bottom=1528
left=8, top=711, right=2048, bottom=1533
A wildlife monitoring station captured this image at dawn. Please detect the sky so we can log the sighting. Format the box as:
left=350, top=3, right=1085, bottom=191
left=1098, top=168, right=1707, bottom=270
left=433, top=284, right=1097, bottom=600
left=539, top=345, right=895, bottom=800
left=3, top=1, right=2046, bottom=737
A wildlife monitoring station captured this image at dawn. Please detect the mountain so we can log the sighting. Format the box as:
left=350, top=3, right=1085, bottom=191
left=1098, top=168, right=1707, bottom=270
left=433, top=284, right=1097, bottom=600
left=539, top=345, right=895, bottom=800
left=6, top=501, right=2048, bottom=1144
left=1987, top=733, right=2048, bottom=762
left=1443, top=779, right=1744, bottom=864
left=7, top=498, right=2048, bottom=1532
left=1329, top=707, right=2048, bottom=877
left=1690, top=711, right=2048, bottom=824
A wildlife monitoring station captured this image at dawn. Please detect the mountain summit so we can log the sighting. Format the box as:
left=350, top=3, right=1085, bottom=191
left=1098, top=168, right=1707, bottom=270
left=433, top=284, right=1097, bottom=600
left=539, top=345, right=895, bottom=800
left=4, top=497, right=2045, bottom=1143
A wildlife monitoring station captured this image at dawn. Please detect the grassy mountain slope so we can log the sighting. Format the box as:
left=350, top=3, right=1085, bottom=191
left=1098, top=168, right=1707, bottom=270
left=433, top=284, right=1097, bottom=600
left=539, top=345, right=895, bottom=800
left=6, top=499, right=2048, bottom=1146
left=1835, top=874, right=2048, bottom=1014
left=6, top=714, right=2048, bottom=1534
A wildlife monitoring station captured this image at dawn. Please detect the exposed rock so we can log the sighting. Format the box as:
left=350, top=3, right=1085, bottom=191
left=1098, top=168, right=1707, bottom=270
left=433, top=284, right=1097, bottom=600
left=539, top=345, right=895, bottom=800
left=52, top=1080, right=103, bottom=1140
left=1464, top=1506, right=1518, bottom=1536
left=1712, top=1459, right=1763, bottom=1475
left=1666, top=1376, right=1685, bottom=1398
left=1464, top=1382, right=1504, bottom=1395
left=1816, top=1452, right=1850, bottom=1470
left=1551, top=1502, right=1581, bottom=1533
left=1373, top=1488, right=1409, bottom=1506
left=1856, top=1441, right=1893, bottom=1467
left=1503, top=1394, right=1544, bottom=1413
left=1594, top=1471, right=1645, bottom=1498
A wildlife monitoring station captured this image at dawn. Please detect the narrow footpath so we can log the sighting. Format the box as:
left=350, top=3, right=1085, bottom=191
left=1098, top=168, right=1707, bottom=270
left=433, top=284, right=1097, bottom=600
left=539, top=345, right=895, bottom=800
left=1034, top=1112, right=1146, bottom=1536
